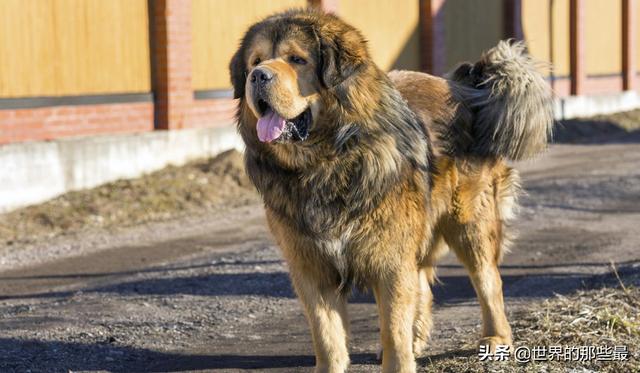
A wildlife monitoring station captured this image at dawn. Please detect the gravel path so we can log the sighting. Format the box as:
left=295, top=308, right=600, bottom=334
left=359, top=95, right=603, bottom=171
left=1, top=143, right=639, bottom=372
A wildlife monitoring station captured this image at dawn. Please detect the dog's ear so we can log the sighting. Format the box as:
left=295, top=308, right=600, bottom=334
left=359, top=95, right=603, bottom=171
left=316, top=28, right=366, bottom=90
left=229, top=47, right=247, bottom=99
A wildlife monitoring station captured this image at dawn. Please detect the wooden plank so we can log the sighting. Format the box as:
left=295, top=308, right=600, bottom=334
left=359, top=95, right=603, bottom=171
left=0, top=0, right=151, bottom=98
left=584, top=0, right=622, bottom=76
left=191, top=0, right=307, bottom=91
left=441, top=0, right=503, bottom=73
left=340, top=0, right=420, bottom=71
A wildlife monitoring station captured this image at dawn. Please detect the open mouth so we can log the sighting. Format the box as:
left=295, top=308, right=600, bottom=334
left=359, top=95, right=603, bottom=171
left=256, top=99, right=311, bottom=143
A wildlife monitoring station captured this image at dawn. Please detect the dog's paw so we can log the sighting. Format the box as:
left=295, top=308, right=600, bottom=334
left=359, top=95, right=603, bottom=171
left=412, top=338, right=428, bottom=357
left=314, top=363, right=349, bottom=373
left=478, top=335, right=513, bottom=353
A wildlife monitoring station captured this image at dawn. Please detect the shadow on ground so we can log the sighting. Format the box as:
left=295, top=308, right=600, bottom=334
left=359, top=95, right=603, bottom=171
left=0, top=337, right=383, bottom=372
left=553, top=119, right=640, bottom=144
left=4, top=261, right=639, bottom=305
left=0, top=337, right=312, bottom=372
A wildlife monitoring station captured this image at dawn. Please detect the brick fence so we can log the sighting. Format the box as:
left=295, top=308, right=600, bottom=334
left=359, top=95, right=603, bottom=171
left=1, top=0, right=638, bottom=144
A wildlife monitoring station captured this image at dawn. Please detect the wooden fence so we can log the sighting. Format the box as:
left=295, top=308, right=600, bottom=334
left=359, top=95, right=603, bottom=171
left=0, top=0, right=150, bottom=98
left=1, top=0, right=639, bottom=144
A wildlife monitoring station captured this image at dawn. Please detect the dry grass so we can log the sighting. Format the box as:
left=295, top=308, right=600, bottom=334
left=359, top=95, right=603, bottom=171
left=591, top=109, right=640, bottom=132
left=0, top=150, right=259, bottom=244
left=422, top=270, right=640, bottom=372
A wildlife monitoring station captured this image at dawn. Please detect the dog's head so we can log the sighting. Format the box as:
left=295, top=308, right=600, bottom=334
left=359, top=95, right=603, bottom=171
left=230, top=10, right=374, bottom=150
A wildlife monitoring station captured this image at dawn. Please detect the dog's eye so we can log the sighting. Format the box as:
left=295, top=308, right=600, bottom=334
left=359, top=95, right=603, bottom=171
left=253, top=57, right=261, bottom=66
left=289, top=55, right=307, bottom=65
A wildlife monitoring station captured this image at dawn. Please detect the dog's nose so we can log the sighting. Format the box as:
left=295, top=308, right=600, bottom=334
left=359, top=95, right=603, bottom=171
left=250, top=68, right=273, bottom=85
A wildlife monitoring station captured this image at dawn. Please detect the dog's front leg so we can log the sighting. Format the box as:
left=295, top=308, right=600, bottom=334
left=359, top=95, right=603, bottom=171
left=289, top=267, right=350, bottom=373
left=266, top=210, right=350, bottom=372
left=374, top=269, right=418, bottom=373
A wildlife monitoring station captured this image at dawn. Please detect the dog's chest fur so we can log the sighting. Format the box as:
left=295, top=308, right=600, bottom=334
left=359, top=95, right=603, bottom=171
left=315, top=226, right=354, bottom=289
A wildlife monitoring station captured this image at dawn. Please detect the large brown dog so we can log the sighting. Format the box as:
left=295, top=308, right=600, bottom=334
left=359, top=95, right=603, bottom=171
left=230, top=9, right=552, bottom=373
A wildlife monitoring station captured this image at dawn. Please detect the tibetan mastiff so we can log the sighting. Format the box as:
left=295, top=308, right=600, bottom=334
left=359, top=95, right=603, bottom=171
left=230, top=9, right=552, bottom=373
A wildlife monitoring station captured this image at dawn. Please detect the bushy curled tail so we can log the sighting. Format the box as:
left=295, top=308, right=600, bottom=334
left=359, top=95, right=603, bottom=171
left=449, top=41, right=554, bottom=161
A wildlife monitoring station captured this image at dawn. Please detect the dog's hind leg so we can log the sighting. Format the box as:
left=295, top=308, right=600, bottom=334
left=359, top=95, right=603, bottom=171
left=412, top=266, right=434, bottom=357
left=443, top=215, right=513, bottom=352
left=412, top=234, right=448, bottom=356
left=438, top=161, right=516, bottom=352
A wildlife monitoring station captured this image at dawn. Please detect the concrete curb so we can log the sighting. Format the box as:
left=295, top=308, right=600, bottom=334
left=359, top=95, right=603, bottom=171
left=555, top=90, right=640, bottom=120
left=0, top=125, right=243, bottom=212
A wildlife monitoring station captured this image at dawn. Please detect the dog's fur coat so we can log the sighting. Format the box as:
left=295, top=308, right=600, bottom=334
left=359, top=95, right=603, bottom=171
left=229, top=9, right=553, bottom=373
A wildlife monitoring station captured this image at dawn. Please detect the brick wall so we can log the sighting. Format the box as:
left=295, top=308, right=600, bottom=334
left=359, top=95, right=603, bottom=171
left=190, top=99, right=237, bottom=130
left=0, top=103, right=153, bottom=144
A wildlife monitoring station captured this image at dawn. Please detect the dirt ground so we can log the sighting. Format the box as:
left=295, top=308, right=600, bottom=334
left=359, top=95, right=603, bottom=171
left=1, top=114, right=640, bottom=372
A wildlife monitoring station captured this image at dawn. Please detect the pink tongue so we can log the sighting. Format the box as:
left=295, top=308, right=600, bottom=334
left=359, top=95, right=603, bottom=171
left=256, top=110, right=286, bottom=143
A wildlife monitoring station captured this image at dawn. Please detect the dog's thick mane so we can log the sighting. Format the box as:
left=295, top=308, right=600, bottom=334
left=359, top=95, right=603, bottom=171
left=235, top=10, right=433, bottom=240
left=245, top=77, right=432, bottom=238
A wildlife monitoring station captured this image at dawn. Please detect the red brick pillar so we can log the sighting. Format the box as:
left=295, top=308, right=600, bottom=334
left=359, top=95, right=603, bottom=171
left=420, top=0, right=446, bottom=76
left=503, top=0, right=523, bottom=40
left=569, top=0, right=585, bottom=96
left=149, top=0, right=193, bottom=130
left=622, top=0, right=636, bottom=91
